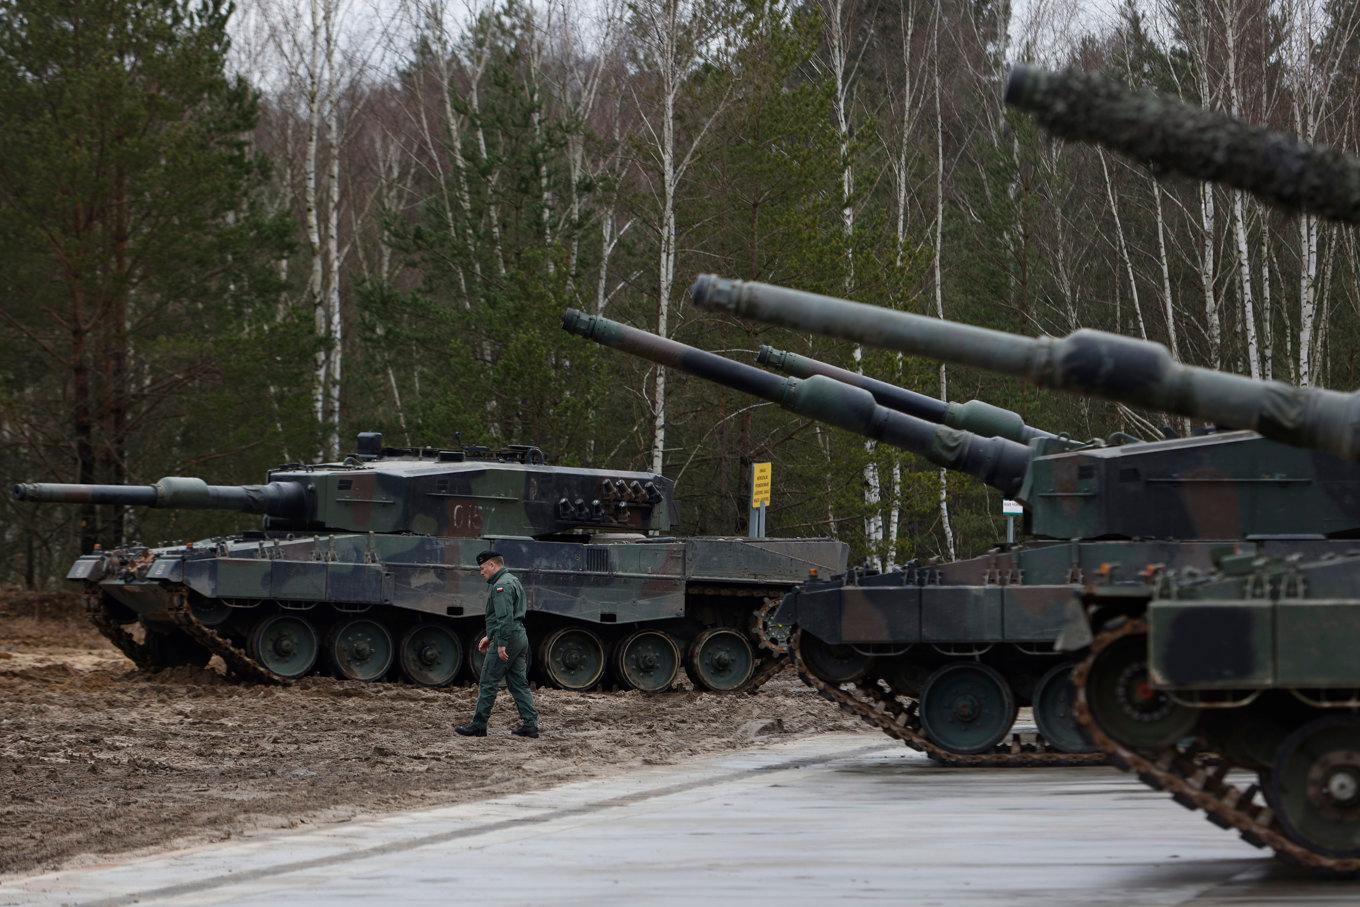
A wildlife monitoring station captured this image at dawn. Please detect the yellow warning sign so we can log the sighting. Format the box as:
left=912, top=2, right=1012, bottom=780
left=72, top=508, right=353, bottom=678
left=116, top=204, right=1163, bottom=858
left=751, top=462, right=772, bottom=507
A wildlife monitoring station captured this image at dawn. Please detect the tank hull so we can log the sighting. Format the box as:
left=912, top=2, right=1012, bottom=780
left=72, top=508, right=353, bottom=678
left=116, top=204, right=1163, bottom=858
left=782, top=538, right=1360, bottom=764
left=71, top=530, right=846, bottom=692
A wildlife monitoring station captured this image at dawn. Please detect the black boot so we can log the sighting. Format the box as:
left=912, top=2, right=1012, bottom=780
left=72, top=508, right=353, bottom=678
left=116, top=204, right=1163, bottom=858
left=455, top=723, right=487, bottom=737
left=511, top=723, right=540, bottom=738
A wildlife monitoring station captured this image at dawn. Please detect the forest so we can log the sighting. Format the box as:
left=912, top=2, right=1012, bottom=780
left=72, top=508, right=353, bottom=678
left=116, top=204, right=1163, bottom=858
left=3, top=0, right=1359, bottom=587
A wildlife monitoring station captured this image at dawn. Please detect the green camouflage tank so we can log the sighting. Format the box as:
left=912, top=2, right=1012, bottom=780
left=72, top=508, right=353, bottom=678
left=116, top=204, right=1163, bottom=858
left=1001, top=64, right=1360, bottom=871
left=15, top=436, right=846, bottom=692
left=563, top=307, right=1360, bottom=767
left=688, top=270, right=1360, bottom=864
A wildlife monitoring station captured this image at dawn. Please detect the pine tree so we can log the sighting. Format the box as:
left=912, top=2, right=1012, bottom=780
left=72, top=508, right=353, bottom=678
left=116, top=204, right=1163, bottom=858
left=0, top=0, right=293, bottom=561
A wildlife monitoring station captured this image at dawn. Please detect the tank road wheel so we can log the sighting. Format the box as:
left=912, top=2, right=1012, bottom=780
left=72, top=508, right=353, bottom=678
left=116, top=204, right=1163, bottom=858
left=1267, top=716, right=1360, bottom=859
left=144, top=628, right=211, bottom=670
left=469, top=636, right=533, bottom=684
left=919, top=663, right=1018, bottom=755
left=797, top=633, right=870, bottom=686
left=615, top=629, right=681, bottom=693
left=1085, top=634, right=1198, bottom=751
left=188, top=597, right=232, bottom=628
left=541, top=627, right=607, bottom=691
left=247, top=614, right=319, bottom=679
left=686, top=628, right=755, bottom=692
left=326, top=617, right=395, bottom=682
left=879, top=656, right=931, bottom=700
left=1032, top=662, right=1096, bottom=754
left=398, top=623, right=463, bottom=688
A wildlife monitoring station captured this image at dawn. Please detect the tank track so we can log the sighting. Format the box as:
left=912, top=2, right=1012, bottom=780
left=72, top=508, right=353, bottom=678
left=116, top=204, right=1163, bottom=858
left=742, top=597, right=789, bottom=692
left=94, top=581, right=787, bottom=691
left=165, top=589, right=287, bottom=685
left=791, top=629, right=1107, bottom=767
left=83, top=589, right=154, bottom=671
left=1072, top=618, right=1360, bottom=874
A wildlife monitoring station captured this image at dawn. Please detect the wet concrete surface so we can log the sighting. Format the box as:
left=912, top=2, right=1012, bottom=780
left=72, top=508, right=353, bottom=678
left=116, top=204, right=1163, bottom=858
left=2, top=732, right=1354, bottom=906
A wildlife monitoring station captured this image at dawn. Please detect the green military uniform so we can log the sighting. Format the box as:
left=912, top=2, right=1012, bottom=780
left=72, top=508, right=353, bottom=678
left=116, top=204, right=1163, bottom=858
left=470, top=566, right=538, bottom=729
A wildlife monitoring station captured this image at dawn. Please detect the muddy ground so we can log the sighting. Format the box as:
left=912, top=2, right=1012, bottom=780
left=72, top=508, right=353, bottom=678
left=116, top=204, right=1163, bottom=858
left=0, top=590, right=863, bottom=876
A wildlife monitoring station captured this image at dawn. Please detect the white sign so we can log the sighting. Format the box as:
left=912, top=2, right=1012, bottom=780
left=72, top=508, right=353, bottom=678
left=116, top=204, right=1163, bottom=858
left=1002, top=499, right=1023, bottom=517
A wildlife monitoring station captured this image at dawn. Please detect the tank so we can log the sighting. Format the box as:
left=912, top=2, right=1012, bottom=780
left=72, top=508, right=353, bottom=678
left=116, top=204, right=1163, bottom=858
left=690, top=277, right=1360, bottom=865
left=1004, top=71, right=1360, bottom=871
left=1003, top=64, right=1360, bottom=227
left=562, top=308, right=1360, bottom=766
left=15, top=434, right=847, bottom=692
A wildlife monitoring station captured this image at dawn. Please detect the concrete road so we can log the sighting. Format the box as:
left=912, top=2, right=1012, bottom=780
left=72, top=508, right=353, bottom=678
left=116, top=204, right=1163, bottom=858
left=2, top=732, right=1354, bottom=906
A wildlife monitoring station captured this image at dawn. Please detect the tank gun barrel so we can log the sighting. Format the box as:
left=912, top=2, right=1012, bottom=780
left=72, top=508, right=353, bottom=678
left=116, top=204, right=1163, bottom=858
left=1004, top=64, right=1360, bottom=226
left=562, top=308, right=1030, bottom=497
left=13, top=477, right=307, bottom=517
left=757, top=344, right=1054, bottom=443
left=692, top=275, right=1360, bottom=461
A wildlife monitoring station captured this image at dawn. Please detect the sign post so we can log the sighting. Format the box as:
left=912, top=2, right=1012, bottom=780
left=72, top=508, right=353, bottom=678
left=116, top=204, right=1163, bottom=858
left=749, top=462, right=772, bottom=539
left=1002, top=499, right=1023, bottom=545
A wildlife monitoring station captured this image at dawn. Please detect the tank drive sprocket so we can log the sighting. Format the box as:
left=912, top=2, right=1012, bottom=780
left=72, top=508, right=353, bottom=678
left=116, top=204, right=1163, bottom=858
left=751, top=595, right=791, bottom=656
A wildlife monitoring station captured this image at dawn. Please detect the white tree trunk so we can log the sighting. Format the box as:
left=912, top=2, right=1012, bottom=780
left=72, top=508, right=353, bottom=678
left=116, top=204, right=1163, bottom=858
left=305, top=0, right=326, bottom=447
left=1221, top=0, right=1261, bottom=378
left=323, top=0, right=341, bottom=460
left=1261, top=216, right=1274, bottom=380
left=648, top=0, right=680, bottom=476
left=1186, top=17, right=1222, bottom=369
left=932, top=19, right=954, bottom=561
left=467, top=40, right=507, bottom=278
left=1298, top=211, right=1319, bottom=385
left=1099, top=150, right=1147, bottom=339
left=634, top=0, right=729, bottom=476
left=423, top=0, right=482, bottom=304
left=1198, top=183, right=1221, bottom=369
left=823, top=0, right=882, bottom=569
left=885, top=3, right=919, bottom=570
left=1152, top=182, right=1180, bottom=360
left=1230, top=190, right=1261, bottom=378
left=522, top=20, right=555, bottom=265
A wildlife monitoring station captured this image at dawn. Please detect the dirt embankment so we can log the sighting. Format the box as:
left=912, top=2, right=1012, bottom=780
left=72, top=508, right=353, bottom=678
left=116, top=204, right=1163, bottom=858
left=0, top=590, right=863, bottom=876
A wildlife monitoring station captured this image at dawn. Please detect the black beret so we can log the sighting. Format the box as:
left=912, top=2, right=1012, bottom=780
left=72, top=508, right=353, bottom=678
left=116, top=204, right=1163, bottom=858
left=475, top=549, right=503, bottom=565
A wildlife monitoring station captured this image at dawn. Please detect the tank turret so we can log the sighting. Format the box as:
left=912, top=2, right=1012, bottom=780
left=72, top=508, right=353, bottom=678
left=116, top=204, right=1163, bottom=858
left=693, top=275, right=1360, bottom=463
left=14, top=434, right=678, bottom=538
left=756, top=344, right=1054, bottom=443
left=562, top=309, right=1031, bottom=497
left=1003, top=64, right=1360, bottom=226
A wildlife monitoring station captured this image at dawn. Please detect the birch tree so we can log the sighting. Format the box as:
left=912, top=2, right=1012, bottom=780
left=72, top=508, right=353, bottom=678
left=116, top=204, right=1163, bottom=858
left=1280, top=0, right=1360, bottom=384
left=881, top=1, right=928, bottom=567
left=815, top=0, right=884, bottom=567
left=629, top=0, right=729, bottom=475
left=931, top=6, right=955, bottom=560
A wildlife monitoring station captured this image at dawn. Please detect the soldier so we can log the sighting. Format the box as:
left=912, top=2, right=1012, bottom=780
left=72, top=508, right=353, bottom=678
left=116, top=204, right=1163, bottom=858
left=456, top=550, right=540, bottom=738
